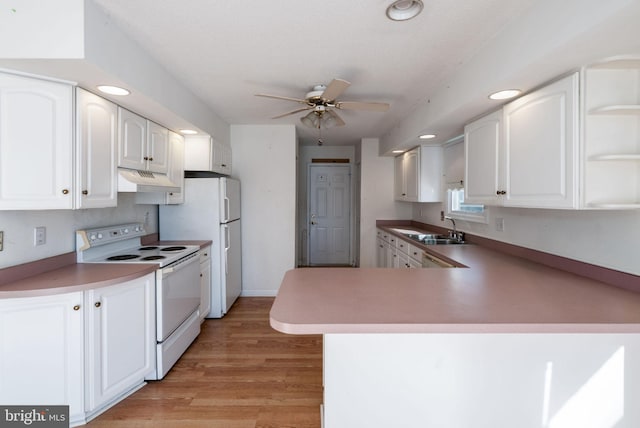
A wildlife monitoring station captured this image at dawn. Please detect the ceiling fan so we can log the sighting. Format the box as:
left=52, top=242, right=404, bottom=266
left=255, top=78, right=390, bottom=129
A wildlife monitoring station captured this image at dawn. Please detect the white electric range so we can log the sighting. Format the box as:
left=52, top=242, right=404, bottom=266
left=76, top=223, right=201, bottom=380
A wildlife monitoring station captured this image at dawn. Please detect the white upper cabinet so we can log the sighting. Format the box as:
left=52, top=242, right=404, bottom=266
left=75, top=88, right=118, bottom=209
left=0, top=72, right=74, bottom=210
left=166, top=130, right=185, bottom=204
left=184, top=135, right=232, bottom=175
left=147, top=120, right=170, bottom=173
left=582, top=58, right=640, bottom=208
left=465, top=72, right=579, bottom=209
left=464, top=110, right=502, bottom=205
left=394, top=145, right=442, bottom=202
left=118, top=108, right=169, bottom=174
left=502, top=72, right=579, bottom=208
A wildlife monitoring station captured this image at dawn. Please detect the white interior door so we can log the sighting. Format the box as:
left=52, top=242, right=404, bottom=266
left=308, top=164, right=351, bottom=266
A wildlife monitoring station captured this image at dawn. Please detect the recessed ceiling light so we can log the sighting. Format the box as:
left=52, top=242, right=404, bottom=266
left=489, top=89, right=521, bottom=100
left=386, top=0, right=423, bottom=21
left=419, top=134, right=436, bottom=140
left=392, top=150, right=405, bottom=153
left=179, top=129, right=198, bottom=135
left=97, top=85, right=130, bottom=96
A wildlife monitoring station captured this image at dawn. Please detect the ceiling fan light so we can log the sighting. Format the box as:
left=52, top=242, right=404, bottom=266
left=301, top=112, right=320, bottom=129
left=386, top=0, right=423, bottom=21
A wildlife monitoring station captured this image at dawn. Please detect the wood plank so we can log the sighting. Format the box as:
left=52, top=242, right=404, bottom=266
left=87, top=297, right=323, bottom=428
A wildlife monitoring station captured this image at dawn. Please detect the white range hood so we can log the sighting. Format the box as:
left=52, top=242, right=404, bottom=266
left=117, top=168, right=180, bottom=193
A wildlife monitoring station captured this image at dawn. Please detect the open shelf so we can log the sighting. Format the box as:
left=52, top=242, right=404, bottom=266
left=587, top=202, right=640, bottom=209
left=589, top=105, right=640, bottom=115
left=589, top=58, right=640, bottom=70
left=588, top=154, right=640, bottom=161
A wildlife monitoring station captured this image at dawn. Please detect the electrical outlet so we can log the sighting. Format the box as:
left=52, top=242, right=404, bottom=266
left=495, top=217, right=504, bottom=232
left=440, top=211, right=445, bottom=221
left=34, top=226, right=46, bottom=246
left=0, top=231, right=3, bottom=251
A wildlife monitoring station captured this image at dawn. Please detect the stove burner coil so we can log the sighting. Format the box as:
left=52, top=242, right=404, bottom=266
left=161, top=246, right=187, bottom=252
left=139, top=246, right=159, bottom=250
left=107, top=254, right=140, bottom=261
left=141, top=255, right=166, bottom=261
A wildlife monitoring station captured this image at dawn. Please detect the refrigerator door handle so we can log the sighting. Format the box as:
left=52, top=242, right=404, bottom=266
left=223, top=196, right=230, bottom=223
left=223, top=225, right=230, bottom=274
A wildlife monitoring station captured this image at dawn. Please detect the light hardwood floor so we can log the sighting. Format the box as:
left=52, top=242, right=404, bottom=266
left=87, top=297, right=323, bottom=428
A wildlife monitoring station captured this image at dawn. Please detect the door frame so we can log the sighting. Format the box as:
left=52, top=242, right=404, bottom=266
left=306, top=163, right=354, bottom=266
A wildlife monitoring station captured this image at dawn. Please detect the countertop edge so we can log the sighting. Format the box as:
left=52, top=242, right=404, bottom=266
left=269, top=318, right=640, bottom=335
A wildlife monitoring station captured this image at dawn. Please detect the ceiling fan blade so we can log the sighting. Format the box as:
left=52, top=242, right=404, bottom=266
left=335, top=101, right=390, bottom=112
left=255, top=93, right=308, bottom=104
left=325, top=109, right=346, bottom=127
left=271, top=107, right=312, bottom=119
left=321, top=78, right=351, bottom=101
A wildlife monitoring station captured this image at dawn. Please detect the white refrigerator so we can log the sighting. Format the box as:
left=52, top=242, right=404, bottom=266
left=159, top=177, right=241, bottom=318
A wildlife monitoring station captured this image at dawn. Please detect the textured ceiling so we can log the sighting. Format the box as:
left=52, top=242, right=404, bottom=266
left=92, top=0, right=538, bottom=146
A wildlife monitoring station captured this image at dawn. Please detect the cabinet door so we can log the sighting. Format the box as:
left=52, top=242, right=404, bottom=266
left=76, top=88, right=118, bottom=209
left=394, top=155, right=405, bottom=200
left=200, top=248, right=212, bottom=320
left=464, top=110, right=502, bottom=205
left=0, top=73, right=73, bottom=210
left=147, top=121, right=170, bottom=173
left=503, top=73, right=579, bottom=208
left=221, top=144, right=232, bottom=175
left=376, top=236, right=386, bottom=267
left=403, top=148, right=420, bottom=201
left=0, top=292, right=84, bottom=424
left=85, top=273, right=155, bottom=413
left=166, top=131, right=185, bottom=204
left=184, top=135, right=213, bottom=171
left=118, top=107, right=147, bottom=171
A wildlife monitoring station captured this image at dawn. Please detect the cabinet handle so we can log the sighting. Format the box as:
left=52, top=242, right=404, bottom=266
left=149, top=157, right=154, bottom=161
left=62, top=189, right=69, bottom=195
left=402, top=193, right=406, bottom=196
left=169, top=192, right=174, bottom=195
left=221, top=164, right=227, bottom=167
left=496, top=190, right=507, bottom=195
left=73, top=305, right=81, bottom=311
left=94, top=301, right=101, bottom=308
left=144, top=156, right=149, bottom=160
left=200, top=273, right=203, bottom=277
left=204, top=253, right=208, bottom=256
left=82, top=190, right=88, bottom=195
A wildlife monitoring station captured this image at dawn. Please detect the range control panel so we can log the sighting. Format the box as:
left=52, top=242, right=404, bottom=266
left=76, top=223, right=146, bottom=250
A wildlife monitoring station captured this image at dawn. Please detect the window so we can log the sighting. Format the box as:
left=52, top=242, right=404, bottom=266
left=446, top=185, right=487, bottom=223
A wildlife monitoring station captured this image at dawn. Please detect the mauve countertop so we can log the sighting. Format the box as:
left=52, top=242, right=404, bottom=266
left=0, top=237, right=212, bottom=298
left=270, top=230, right=640, bottom=334
left=0, top=262, right=157, bottom=298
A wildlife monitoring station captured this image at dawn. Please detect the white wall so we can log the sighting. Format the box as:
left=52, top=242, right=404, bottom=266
left=359, top=138, right=412, bottom=267
left=0, top=0, right=84, bottom=58
left=0, top=194, right=157, bottom=269
left=231, top=125, right=297, bottom=296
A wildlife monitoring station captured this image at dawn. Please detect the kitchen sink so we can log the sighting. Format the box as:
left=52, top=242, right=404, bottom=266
left=390, top=228, right=465, bottom=245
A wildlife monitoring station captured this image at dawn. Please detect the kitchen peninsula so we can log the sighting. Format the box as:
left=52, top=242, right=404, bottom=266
left=270, top=234, right=640, bottom=427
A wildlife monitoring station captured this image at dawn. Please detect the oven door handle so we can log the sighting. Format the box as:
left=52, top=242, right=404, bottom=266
left=161, top=253, right=198, bottom=277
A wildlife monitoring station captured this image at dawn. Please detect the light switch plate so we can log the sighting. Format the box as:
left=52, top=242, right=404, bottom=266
left=495, top=217, right=504, bottom=232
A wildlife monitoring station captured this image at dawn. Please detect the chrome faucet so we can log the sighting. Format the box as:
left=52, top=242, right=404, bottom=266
left=444, top=216, right=458, bottom=240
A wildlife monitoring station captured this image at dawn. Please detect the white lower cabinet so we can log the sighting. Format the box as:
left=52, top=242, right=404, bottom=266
left=0, top=273, right=156, bottom=427
left=0, top=291, right=85, bottom=426
left=84, top=273, right=156, bottom=419
left=199, top=246, right=212, bottom=320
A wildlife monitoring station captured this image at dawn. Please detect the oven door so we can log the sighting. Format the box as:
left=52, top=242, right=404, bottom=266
left=156, top=252, right=200, bottom=342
